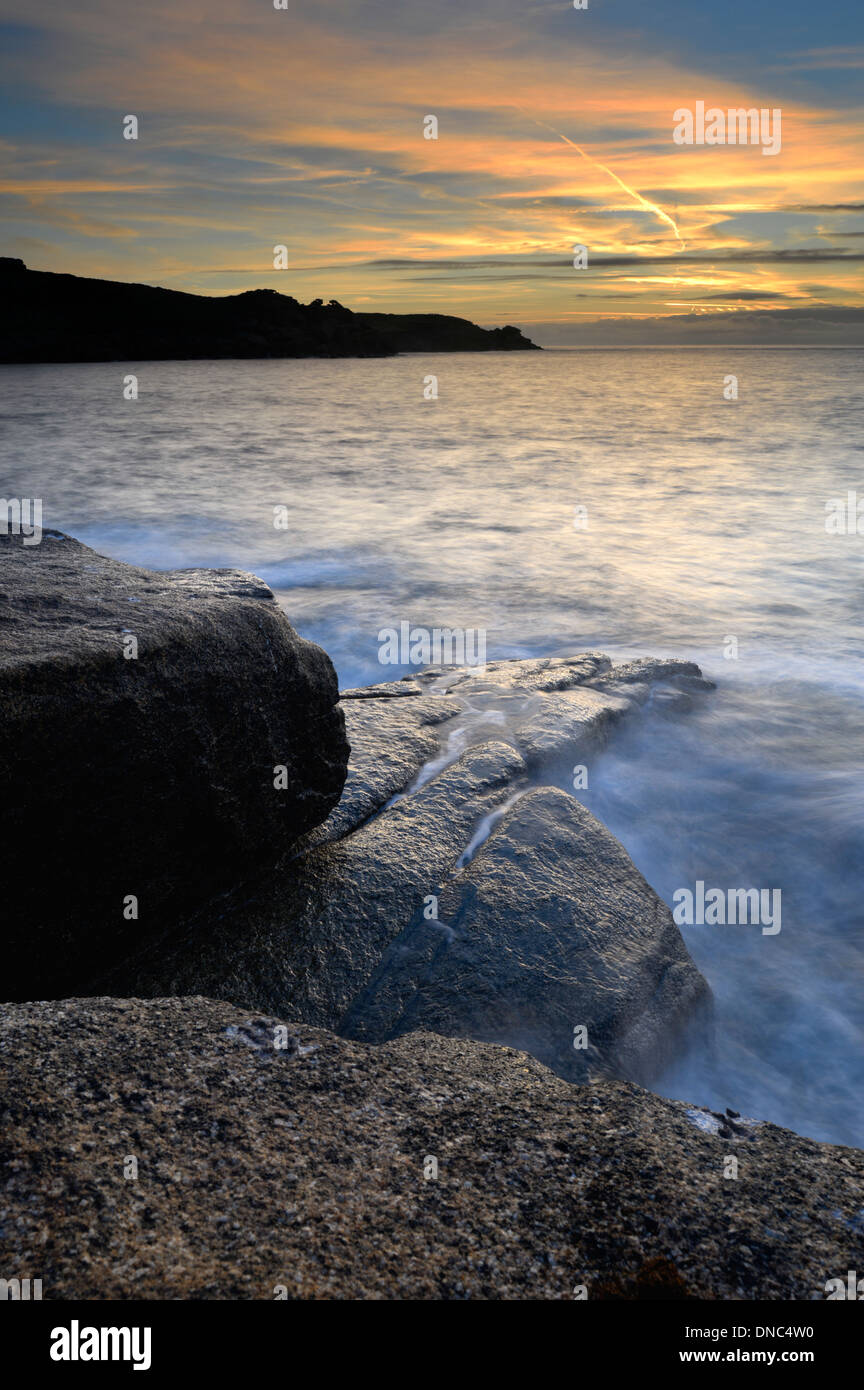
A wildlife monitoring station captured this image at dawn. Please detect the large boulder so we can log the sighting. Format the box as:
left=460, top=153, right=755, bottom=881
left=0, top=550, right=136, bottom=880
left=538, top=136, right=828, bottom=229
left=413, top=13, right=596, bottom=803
left=342, top=786, right=710, bottom=1085
left=0, top=531, right=348, bottom=999
left=1, top=995, right=861, bottom=1300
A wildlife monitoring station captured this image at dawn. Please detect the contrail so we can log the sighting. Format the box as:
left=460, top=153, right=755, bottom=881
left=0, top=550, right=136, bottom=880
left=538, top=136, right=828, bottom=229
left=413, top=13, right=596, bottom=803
left=518, top=109, right=686, bottom=250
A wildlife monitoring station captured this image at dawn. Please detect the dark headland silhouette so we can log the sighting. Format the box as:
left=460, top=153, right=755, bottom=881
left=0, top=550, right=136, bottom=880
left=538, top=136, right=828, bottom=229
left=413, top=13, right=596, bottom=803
left=0, top=258, right=540, bottom=363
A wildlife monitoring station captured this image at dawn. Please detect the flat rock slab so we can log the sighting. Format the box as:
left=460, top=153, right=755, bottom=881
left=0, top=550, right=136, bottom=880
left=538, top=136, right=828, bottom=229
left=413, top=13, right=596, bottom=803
left=325, top=653, right=715, bottom=842
left=0, top=531, right=348, bottom=999
left=305, top=690, right=464, bottom=847
left=1, top=996, right=861, bottom=1300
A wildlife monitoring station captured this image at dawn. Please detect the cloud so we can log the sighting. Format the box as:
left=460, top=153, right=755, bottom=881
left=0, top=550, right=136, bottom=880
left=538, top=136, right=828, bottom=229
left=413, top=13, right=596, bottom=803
left=523, top=304, right=864, bottom=347
left=782, top=202, right=864, bottom=212
left=362, top=248, right=864, bottom=271
left=0, top=0, right=862, bottom=323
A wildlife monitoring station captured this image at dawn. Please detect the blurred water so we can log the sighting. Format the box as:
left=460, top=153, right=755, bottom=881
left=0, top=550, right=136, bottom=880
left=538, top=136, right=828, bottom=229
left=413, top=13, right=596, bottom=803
left=1, top=348, right=862, bottom=1145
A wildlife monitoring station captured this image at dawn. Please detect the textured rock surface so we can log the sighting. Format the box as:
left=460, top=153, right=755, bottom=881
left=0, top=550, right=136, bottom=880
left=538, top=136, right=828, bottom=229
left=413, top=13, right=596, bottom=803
left=1, top=996, right=860, bottom=1301
left=101, top=653, right=713, bottom=1086
left=307, top=687, right=463, bottom=846
left=0, top=531, right=348, bottom=999
left=99, top=741, right=528, bottom=1031
left=342, top=786, right=710, bottom=1084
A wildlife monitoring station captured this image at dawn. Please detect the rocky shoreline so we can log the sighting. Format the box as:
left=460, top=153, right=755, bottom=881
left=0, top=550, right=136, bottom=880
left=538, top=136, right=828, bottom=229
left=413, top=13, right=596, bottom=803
left=1, top=532, right=860, bottom=1300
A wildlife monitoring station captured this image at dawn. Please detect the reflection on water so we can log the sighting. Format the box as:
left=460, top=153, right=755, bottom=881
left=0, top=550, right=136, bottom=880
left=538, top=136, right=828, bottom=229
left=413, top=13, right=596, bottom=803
left=2, top=348, right=862, bottom=1143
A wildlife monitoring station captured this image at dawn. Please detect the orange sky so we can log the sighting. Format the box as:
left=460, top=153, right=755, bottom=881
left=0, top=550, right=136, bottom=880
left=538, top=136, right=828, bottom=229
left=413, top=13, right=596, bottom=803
left=1, top=0, right=862, bottom=340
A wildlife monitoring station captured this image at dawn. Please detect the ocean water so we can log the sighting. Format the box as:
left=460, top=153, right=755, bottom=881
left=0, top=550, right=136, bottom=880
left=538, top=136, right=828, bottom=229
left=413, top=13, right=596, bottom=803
left=2, top=348, right=862, bottom=1146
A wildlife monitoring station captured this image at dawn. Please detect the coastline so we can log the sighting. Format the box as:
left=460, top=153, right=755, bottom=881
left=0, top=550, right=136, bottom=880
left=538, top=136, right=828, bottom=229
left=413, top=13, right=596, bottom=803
left=2, top=532, right=862, bottom=1300
left=0, top=258, right=540, bottom=364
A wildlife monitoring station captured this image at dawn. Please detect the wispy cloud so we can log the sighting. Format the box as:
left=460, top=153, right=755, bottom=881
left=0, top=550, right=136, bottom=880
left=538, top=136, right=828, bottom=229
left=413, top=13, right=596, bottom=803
left=0, top=0, right=861, bottom=334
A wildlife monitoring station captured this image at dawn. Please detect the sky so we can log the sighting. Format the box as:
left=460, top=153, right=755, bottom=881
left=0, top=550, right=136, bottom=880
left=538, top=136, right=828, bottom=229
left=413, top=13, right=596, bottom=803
left=1, top=0, right=862, bottom=344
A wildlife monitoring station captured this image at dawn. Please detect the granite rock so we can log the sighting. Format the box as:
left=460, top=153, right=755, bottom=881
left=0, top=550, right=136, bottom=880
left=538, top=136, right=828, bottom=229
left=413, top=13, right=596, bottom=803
left=0, top=995, right=859, bottom=1301
left=0, top=531, right=348, bottom=999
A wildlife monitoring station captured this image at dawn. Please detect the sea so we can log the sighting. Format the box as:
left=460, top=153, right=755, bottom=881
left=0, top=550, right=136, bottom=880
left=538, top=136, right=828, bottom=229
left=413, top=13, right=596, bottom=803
left=2, top=346, right=862, bottom=1146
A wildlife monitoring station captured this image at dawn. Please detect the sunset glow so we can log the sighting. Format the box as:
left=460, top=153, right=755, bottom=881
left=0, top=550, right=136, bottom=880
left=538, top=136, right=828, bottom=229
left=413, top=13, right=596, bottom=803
left=1, top=0, right=862, bottom=342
